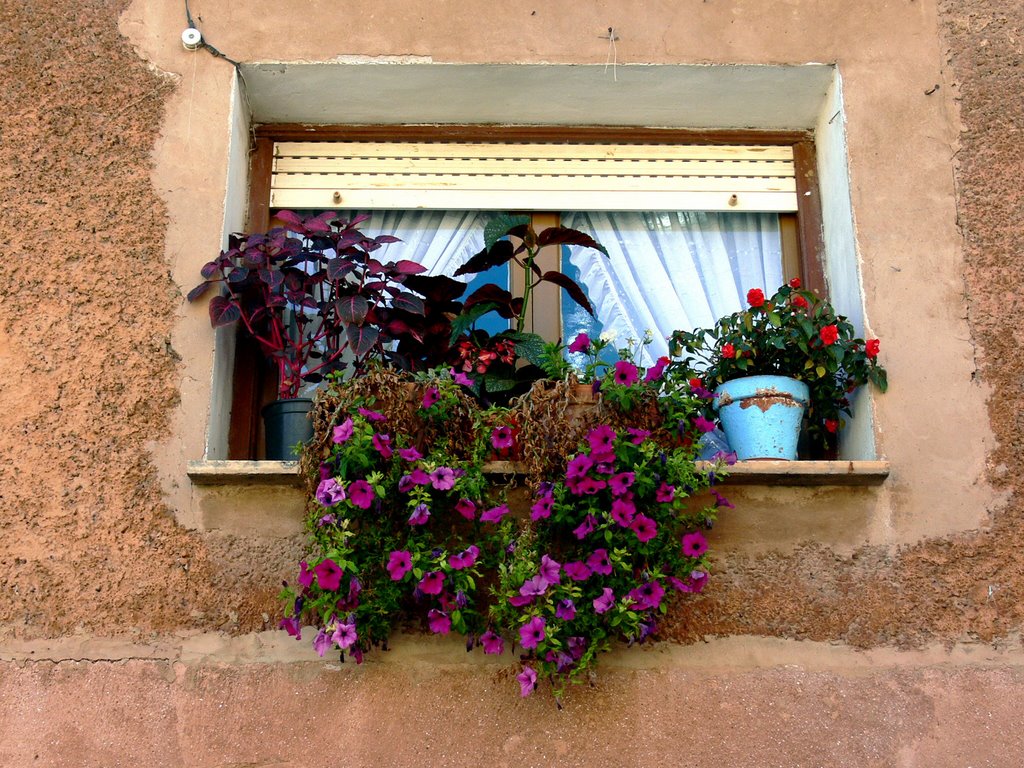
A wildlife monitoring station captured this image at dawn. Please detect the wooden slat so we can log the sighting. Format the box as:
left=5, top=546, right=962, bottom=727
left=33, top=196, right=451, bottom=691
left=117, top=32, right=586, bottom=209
left=269, top=188, right=799, bottom=212
left=275, top=141, right=795, bottom=162
left=272, top=174, right=796, bottom=193
left=273, top=157, right=795, bottom=178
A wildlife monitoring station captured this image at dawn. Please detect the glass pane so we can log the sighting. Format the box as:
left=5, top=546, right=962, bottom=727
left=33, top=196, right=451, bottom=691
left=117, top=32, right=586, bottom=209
left=561, top=211, right=783, bottom=364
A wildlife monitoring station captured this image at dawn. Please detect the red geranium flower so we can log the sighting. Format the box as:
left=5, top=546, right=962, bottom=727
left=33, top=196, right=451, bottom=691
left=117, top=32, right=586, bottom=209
left=791, top=294, right=808, bottom=309
left=825, top=419, right=839, bottom=433
left=789, top=277, right=801, bottom=288
left=721, top=343, right=735, bottom=358
left=866, top=339, right=880, bottom=359
left=746, top=288, right=765, bottom=307
left=819, top=325, right=839, bottom=346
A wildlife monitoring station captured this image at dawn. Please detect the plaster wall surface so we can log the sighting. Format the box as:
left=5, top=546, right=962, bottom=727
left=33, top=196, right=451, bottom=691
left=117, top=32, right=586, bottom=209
left=1, top=0, right=1024, bottom=763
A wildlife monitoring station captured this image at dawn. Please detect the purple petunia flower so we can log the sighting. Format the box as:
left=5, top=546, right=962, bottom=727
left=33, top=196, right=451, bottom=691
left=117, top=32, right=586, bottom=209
left=539, top=554, right=561, bottom=585
left=566, top=453, right=594, bottom=481
left=517, top=665, right=538, bottom=697
left=630, top=514, right=658, bottom=543
left=314, top=558, right=343, bottom=591
left=612, top=360, right=639, bottom=387
left=628, top=580, right=666, bottom=611
left=519, top=616, right=546, bottom=649
left=372, top=432, right=393, bottom=458
left=449, top=545, right=480, bottom=571
left=312, top=628, right=332, bottom=657
left=418, top=570, right=445, bottom=595
left=568, top=332, right=591, bottom=354
left=279, top=615, right=301, bottom=639
left=567, top=636, right=587, bottom=660
left=357, top=407, right=386, bottom=422
left=644, top=356, right=669, bottom=382
left=332, top=418, right=354, bottom=444
left=609, top=471, right=635, bottom=495
left=490, top=426, right=515, bottom=450
left=298, top=560, right=314, bottom=588
left=409, top=468, right=431, bottom=486
left=347, top=479, right=375, bottom=509
left=586, top=425, right=617, bottom=454
left=626, top=427, right=651, bottom=445
left=655, top=482, right=675, bottom=503
left=586, top=548, right=612, bottom=576
left=610, top=497, right=636, bottom=527
left=480, top=630, right=505, bottom=655
left=427, top=609, right=451, bottom=635
left=450, top=368, right=474, bottom=387
left=573, top=514, right=597, bottom=540
left=421, top=386, right=440, bottom=409
left=407, top=503, right=430, bottom=526
left=480, top=504, right=509, bottom=523
left=317, top=514, right=337, bottom=528
left=454, top=498, right=477, bottom=520
left=387, top=550, right=412, bottom=581
left=430, top=466, right=456, bottom=491
left=711, top=450, right=738, bottom=466
left=530, top=492, right=554, bottom=521
left=397, top=474, right=416, bottom=493
left=681, top=531, right=709, bottom=558
left=509, top=594, right=534, bottom=607
left=331, top=618, right=357, bottom=650
left=398, top=446, right=423, bottom=462
left=693, top=415, right=716, bottom=433
left=315, top=477, right=346, bottom=507
left=669, top=570, right=709, bottom=594
left=519, top=575, right=549, bottom=597
left=593, top=587, right=615, bottom=614
left=564, top=561, right=592, bottom=581
left=555, top=599, right=577, bottom=621
left=711, top=489, right=734, bottom=509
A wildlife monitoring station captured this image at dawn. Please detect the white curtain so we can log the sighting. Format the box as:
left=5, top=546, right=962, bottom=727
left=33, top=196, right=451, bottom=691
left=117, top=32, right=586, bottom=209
left=353, top=210, right=494, bottom=282
left=561, top=211, right=783, bottom=364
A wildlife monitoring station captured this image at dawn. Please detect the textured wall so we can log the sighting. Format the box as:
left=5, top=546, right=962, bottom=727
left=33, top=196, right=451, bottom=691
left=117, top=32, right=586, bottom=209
left=0, top=0, right=1020, bottom=652
left=0, top=0, right=300, bottom=640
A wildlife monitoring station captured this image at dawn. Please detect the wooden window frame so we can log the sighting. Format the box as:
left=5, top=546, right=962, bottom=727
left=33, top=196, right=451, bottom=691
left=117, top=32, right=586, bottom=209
left=230, top=124, right=825, bottom=459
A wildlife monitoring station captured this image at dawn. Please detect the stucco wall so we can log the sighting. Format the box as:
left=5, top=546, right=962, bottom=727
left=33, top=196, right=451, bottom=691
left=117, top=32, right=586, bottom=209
left=2, top=0, right=1024, bottom=764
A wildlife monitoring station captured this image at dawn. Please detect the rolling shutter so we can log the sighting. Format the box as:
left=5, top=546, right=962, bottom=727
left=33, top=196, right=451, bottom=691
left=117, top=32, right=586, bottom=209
left=269, top=141, right=797, bottom=212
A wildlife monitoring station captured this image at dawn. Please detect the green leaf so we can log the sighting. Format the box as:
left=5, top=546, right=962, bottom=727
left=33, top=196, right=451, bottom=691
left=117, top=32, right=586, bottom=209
left=508, top=331, right=547, bottom=365
left=815, top=365, right=826, bottom=378
left=768, top=311, right=782, bottom=328
left=484, top=214, right=530, bottom=250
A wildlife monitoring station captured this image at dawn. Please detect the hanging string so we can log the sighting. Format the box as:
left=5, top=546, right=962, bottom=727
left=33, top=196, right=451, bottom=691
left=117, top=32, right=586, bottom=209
left=601, top=27, right=620, bottom=82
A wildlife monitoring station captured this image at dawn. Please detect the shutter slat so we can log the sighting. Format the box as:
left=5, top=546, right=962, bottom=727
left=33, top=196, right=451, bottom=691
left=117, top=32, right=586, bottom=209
left=270, top=141, right=798, bottom=212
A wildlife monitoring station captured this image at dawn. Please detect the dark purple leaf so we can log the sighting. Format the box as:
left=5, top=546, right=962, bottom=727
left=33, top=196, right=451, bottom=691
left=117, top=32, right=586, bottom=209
left=404, top=274, right=467, bottom=303
left=453, top=240, right=515, bottom=277
left=337, top=295, right=370, bottom=324
left=390, top=259, right=427, bottom=276
left=327, top=257, right=356, bottom=281
left=227, top=266, right=249, bottom=283
left=365, top=259, right=386, bottom=275
left=241, top=249, right=266, bottom=269
left=391, top=293, right=425, bottom=315
left=386, top=318, right=423, bottom=342
left=305, top=211, right=335, bottom=233
left=258, top=268, right=284, bottom=288
left=373, top=235, right=402, bottom=245
left=187, top=282, right=211, bottom=302
left=208, top=295, right=240, bottom=327
left=537, top=227, right=609, bottom=257
left=267, top=295, right=287, bottom=307
left=540, top=271, right=596, bottom=316
left=347, top=324, right=379, bottom=358
left=200, top=261, right=221, bottom=279
left=274, top=210, right=305, bottom=233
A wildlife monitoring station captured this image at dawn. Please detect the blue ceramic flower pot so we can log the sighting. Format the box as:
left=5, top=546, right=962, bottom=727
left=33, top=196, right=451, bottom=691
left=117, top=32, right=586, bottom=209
left=713, top=376, right=809, bottom=461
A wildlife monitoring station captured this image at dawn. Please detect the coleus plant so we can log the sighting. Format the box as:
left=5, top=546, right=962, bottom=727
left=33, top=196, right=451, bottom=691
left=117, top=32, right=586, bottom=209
left=188, top=210, right=466, bottom=400
left=448, top=215, right=608, bottom=402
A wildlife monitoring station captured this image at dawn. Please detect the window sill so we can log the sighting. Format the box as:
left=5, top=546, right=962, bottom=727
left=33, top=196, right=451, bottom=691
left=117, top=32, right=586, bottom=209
left=188, top=459, right=890, bottom=487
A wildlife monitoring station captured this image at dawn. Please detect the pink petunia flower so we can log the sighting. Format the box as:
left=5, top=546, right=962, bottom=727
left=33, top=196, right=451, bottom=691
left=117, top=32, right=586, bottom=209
left=407, top=503, right=430, bottom=526
left=530, top=492, right=554, bottom=521
left=418, top=571, right=445, bottom=595
left=568, top=332, right=591, bottom=354
left=480, top=630, right=505, bottom=655
left=315, top=477, right=346, bottom=507
left=517, top=665, right=537, bottom=697
left=455, top=498, right=477, bottom=520
left=681, top=531, right=709, bottom=558
left=630, top=514, right=658, bottom=543
left=347, top=479, right=376, bottom=509
left=430, top=466, right=456, bottom=491
left=386, top=550, right=412, bottom=581
left=421, top=386, right=440, bottom=409
left=592, top=587, right=615, bottom=614
left=357, top=407, right=386, bottom=422
left=655, top=483, right=675, bottom=503
left=449, top=545, right=479, bottom=571
left=480, top=504, right=509, bottom=523
left=612, top=361, right=639, bottom=387
left=398, top=446, right=423, bottom=462
left=372, top=432, right=393, bottom=458
left=427, top=609, right=451, bottom=635
left=519, top=616, right=546, bottom=649
left=563, top=561, right=592, bottom=581
left=332, top=418, right=354, bottom=444
left=314, top=558, right=343, bottom=591
left=490, top=426, right=515, bottom=450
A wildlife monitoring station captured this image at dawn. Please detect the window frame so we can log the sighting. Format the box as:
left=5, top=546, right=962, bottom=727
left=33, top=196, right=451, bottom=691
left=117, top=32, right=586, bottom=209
left=229, top=124, right=826, bottom=460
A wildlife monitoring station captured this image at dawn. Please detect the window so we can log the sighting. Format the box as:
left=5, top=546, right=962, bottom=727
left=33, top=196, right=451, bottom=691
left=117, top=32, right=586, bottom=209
left=229, top=126, right=824, bottom=459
